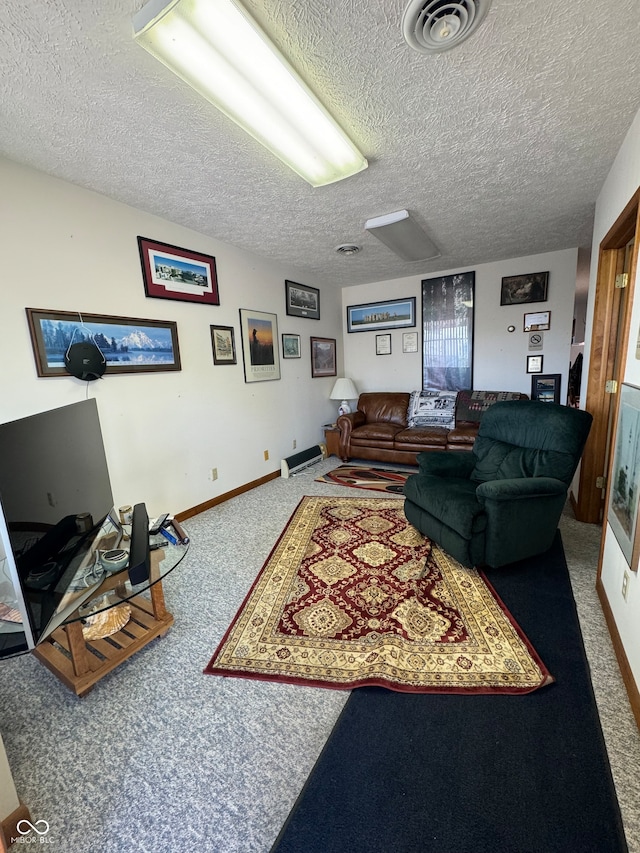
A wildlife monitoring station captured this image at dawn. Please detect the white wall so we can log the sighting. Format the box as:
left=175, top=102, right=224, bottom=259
left=341, top=249, right=578, bottom=396
left=585, top=107, right=640, bottom=689
left=0, top=158, right=342, bottom=518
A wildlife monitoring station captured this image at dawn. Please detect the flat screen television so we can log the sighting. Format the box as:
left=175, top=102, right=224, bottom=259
left=0, top=399, right=120, bottom=652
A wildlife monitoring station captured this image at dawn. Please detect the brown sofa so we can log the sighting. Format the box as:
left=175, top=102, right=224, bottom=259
left=336, top=390, right=527, bottom=465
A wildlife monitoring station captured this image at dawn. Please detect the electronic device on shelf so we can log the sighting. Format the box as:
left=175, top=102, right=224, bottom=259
left=128, top=503, right=150, bottom=586
left=148, top=513, right=169, bottom=536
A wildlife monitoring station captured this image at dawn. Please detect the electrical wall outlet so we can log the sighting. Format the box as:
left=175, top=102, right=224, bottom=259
left=293, top=439, right=297, bottom=449
left=622, top=571, right=630, bottom=601
left=210, top=468, right=218, bottom=481
left=263, top=450, right=269, bottom=461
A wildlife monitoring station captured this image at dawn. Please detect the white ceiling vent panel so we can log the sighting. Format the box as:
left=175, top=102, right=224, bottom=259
left=402, top=0, right=492, bottom=53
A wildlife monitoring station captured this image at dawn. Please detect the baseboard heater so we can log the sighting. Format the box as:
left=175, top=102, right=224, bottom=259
left=281, top=444, right=326, bottom=478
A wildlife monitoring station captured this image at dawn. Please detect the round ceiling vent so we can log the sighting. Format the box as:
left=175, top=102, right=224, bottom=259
left=336, top=244, right=361, bottom=256
left=402, top=0, right=492, bottom=54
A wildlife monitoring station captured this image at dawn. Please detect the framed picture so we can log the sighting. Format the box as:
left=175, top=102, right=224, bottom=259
left=376, top=333, right=392, bottom=355
left=500, top=272, right=549, bottom=306
left=524, top=310, right=551, bottom=332
left=210, top=325, right=236, bottom=365
left=608, top=383, right=640, bottom=571
left=137, top=236, right=219, bottom=305
left=422, top=272, right=474, bottom=391
left=285, top=280, right=320, bottom=320
left=402, top=331, right=419, bottom=353
left=346, top=297, right=416, bottom=333
left=282, top=333, right=301, bottom=358
left=26, top=308, right=181, bottom=376
left=310, top=337, right=336, bottom=378
left=527, top=354, right=543, bottom=373
left=531, top=373, right=561, bottom=403
left=238, top=309, right=280, bottom=382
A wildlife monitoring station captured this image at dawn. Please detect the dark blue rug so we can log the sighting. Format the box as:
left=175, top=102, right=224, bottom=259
left=270, top=532, right=628, bottom=853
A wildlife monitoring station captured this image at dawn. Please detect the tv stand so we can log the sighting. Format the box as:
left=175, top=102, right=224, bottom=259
left=32, top=537, right=187, bottom=697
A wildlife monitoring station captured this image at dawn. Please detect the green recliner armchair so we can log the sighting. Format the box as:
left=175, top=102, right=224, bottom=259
left=403, top=400, right=593, bottom=568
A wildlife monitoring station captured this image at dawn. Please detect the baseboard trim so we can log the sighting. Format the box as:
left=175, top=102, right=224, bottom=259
left=596, top=576, right=640, bottom=731
left=1, top=801, right=32, bottom=851
left=175, top=470, right=281, bottom=521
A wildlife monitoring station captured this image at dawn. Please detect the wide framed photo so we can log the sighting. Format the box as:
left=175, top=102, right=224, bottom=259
left=608, top=382, right=640, bottom=571
left=310, top=337, right=337, bottom=378
left=210, top=325, right=236, bottom=365
left=238, top=309, right=280, bottom=382
left=282, top=333, right=301, bottom=358
left=285, top=280, right=320, bottom=320
left=500, top=272, right=548, bottom=306
left=376, top=333, right=392, bottom=355
left=346, top=297, right=416, bottom=333
left=531, top=373, right=561, bottom=404
left=26, top=308, right=181, bottom=376
left=137, top=236, right=219, bottom=306
left=526, top=354, right=543, bottom=374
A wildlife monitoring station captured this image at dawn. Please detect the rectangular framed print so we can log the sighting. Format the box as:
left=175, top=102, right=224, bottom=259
left=282, top=333, right=301, bottom=358
left=346, top=298, right=416, bottom=333
left=137, top=236, right=219, bottom=305
left=527, top=355, right=543, bottom=373
left=239, top=309, right=280, bottom=382
left=608, top=382, right=640, bottom=571
left=531, top=373, right=561, bottom=403
left=524, top=310, right=551, bottom=332
left=310, top=337, right=336, bottom=377
left=376, top=333, right=392, bottom=355
left=500, top=272, right=549, bottom=306
left=210, top=325, right=236, bottom=365
left=285, top=280, right=320, bottom=320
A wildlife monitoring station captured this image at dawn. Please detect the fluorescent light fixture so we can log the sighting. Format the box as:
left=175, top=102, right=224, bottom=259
left=133, top=0, right=368, bottom=187
left=364, top=209, right=440, bottom=261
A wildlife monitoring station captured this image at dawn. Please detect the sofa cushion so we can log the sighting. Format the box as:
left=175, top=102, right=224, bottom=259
left=394, top=427, right=448, bottom=448
left=455, top=390, right=525, bottom=425
left=407, top=390, right=456, bottom=429
left=351, top=422, right=403, bottom=442
left=358, top=393, right=410, bottom=427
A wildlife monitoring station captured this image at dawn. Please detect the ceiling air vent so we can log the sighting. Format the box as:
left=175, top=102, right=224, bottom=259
left=336, top=244, right=361, bottom=256
left=402, top=0, right=492, bottom=54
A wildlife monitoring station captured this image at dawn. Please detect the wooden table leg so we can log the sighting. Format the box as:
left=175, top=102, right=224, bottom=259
left=64, top=620, right=92, bottom=678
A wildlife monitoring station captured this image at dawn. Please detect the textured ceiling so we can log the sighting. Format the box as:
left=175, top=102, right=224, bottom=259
left=2, top=0, right=640, bottom=289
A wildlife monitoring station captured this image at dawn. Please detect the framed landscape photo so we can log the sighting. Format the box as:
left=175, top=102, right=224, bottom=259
left=376, top=333, right=392, bottom=355
left=239, top=309, right=280, bottom=382
left=608, top=383, right=640, bottom=570
left=282, top=333, right=301, bottom=358
left=210, top=325, right=236, bottom=365
left=26, top=308, right=181, bottom=376
left=527, top=354, right=543, bottom=373
left=310, top=337, right=336, bottom=378
left=137, top=236, right=219, bottom=305
left=500, top=271, right=549, bottom=306
left=285, top=280, right=320, bottom=320
left=531, top=373, right=561, bottom=403
left=347, top=297, right=416, bottom=333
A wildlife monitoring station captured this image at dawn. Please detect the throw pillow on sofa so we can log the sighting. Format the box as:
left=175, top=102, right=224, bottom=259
left=407, top=390, right=456, bottom=429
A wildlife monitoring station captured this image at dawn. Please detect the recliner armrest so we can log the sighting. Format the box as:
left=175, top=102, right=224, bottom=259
left=417, top=451, right=476, bottom=478
left=476, top=477, right=567, bottom=502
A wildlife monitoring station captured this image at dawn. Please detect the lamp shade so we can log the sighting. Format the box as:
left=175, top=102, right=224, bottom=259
left=330, top=378, right=358, bottom=401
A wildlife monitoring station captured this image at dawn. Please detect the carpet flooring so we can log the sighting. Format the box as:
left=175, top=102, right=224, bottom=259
left=205, top=496, right=551, bottom=693
left=270, top=531, right=628, bottom=853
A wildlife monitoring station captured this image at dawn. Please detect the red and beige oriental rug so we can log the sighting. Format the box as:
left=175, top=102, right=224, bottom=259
left=204, top=496, right=552, bottom=694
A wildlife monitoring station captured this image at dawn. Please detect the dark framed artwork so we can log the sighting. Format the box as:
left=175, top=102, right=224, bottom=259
left=421, top=272, right=474, bottom=391
left=285, top=280, right=320, bottom=320
left=26, top=308, right=181, bottom=376
left=282, top=333, right=301, bottom=358
left=239, top=309, right=280, bottom=382
left=210, top=325, right=236, bottom=365
left=500, top=272, right=548, bottom=306
left=346, top=298, right=416, bottom=333
left=310, top=337, right=337, bottom=378
left=608, top=383, right=640, bottom=571
left=527, top=354, right=543, bottom=373
left=531, top=373, right=561, bottom=403
left=137, top=236, right=219, bottom=305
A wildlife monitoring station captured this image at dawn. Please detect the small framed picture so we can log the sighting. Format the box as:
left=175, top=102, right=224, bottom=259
left=402, top=331, right=419, bottom=353
left=531, top=373, right=561, bottom=404
left=137, top=236, right=219, bottom=305
left=524, top=310, right=551, bottom=332
left=210, top=325, right=236, bottom=365
left=285, top=280, right=320, bottom=320
left=527, top=355, right=544, bottom=374
left=500, top=272, right=549, bottom=306
left=376, top=333, right=392, bottom=355
left=310, top=337, right=336, bottom=378
left=282, top=333, right=301, bottom=358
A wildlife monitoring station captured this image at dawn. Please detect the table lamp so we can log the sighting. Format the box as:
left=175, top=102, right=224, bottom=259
left=330, top=378, right=359, bottom=416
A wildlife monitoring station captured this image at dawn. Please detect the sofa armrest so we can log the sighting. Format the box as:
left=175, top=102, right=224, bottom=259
left=476, top=477, right=567, bottom=502
left=417, top=451, right=477, bottom=478
left=336, top=411, right=364, bottom=457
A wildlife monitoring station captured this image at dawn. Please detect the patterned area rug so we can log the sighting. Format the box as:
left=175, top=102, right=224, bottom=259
left=315, top=465, right=412, bottom=494
left=205, top=497, right=552, bottom=693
